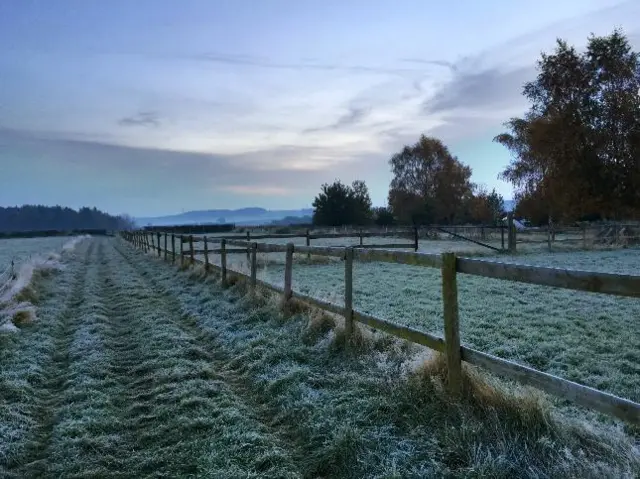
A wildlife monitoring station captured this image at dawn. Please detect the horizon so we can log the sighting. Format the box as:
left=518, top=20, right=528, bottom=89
left=1, top=1, right=638, bottom=217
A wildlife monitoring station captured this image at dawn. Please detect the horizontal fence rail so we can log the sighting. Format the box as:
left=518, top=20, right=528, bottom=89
left=165, top=223, right=519, bottom=253
left=457, top=258, right=640, bottom=298
left=120, top=230, right=640, bottom=425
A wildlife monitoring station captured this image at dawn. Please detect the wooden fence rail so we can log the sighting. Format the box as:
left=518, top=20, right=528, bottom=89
left=149, top=222, right=524, bottom=254
left=119, top=230, right=640, bottom=425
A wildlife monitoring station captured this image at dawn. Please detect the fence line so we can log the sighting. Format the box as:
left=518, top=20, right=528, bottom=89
left=120, top=230, right=640, bottom=425
left=172, top=223, right=517, bottom=253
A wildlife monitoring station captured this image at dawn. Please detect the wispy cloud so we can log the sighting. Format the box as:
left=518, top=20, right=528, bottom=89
left=183, top=52, right=449, bottom=77
left=118, top=111, right=161, bottom=128
left=400, top=58, right=457, bottom=71
left=423, top=65, right=534, bottom=115
left=414, top=4, right=640, bottom=142
left=303, top=105, right=371, bottom=134
left=0, top=127, right=392, bottom=213
left=222, top=185, right=294, bottom=196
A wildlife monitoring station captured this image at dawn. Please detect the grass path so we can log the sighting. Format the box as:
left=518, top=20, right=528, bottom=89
left=0, top=238, right=97, bottom=475
left=1, top=237, right=638, bottom=478
left=2, top=238, right=301, bottom=478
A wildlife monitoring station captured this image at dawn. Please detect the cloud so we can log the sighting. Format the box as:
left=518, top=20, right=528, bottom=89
left=303, top=105, right=371, bottom=134
left=416, top=1, right=640, bottom=138
left=184, top=52, right=450, bottom=77
left=118, top=111, right=161, bottom=128
left=423, top=65, right=534, bottom=115
left=400, top=58, right=457, bottom=71
left=222, top=185, right=294, bottom=196
left=332, top=106, right=370, bottom=129
left=0, top=126, right=394, bottom=213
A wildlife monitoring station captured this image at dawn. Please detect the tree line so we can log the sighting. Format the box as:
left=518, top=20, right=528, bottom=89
left=312, top=29, right=639, bottom=228
left=312, top=137, right=506, bottom=227
left=0, top=205, right=135, bottom=233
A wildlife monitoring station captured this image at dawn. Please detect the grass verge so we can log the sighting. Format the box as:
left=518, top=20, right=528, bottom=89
left=125, top=240, right=639, bottom=478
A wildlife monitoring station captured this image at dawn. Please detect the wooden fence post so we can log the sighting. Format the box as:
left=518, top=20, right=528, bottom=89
left=203, top=236, right=209, bottom=272
left=157, top=232, right=161, bottom=257
left=441, top=252, right=462, bottom=396
left=306, top=229, right=311, bottom=259
left=164, top=233, right=167, bottom=260
left=501, top=225, right=505, bottom=250
left=359, top=229, right=363, bottom=247
left=171, top=234, right=176, bottom=263
left=246, top=231, right=251, bottom=261
left=250, top=242, right=257, bottom=289
left=189, top=235, right=194, bottom=265
left=221, top=238, right=227, bottom=286
left=507, top=212, right=516, bottom=253
left=180, top=236, right=185, bottom=266
left=283, top=243, right=294, bottom=305
left=414, top=226, right=419, bottom=252
left=344, top=247, right=354, bottom=342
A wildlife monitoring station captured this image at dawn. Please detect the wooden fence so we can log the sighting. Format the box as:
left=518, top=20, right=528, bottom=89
left=518, top=222, right=640, bottom=250
left=120, top=229, right=640, bottom=425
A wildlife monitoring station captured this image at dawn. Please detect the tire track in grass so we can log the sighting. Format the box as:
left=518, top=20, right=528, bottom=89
left=113, top=242, right=385, bottom=477
left=115, top=238, right=640, bottom=479
left=113, top=239, right=394, bottom=477
left=13, top=240, right=97, bottom=477
left=39, top=239, right=136, bottom=477
left=98, top=238, right=302, bottom=478
left=110, top=239, right=311, bottom=465
left=0, top=241, right=90, bottom=477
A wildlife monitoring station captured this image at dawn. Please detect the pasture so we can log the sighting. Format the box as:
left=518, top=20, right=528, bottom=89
left=182, top=234, right=640, bottom=409
left=0, top=236, right=70, bottom=271
left=1, top=235, right=638, bottom=477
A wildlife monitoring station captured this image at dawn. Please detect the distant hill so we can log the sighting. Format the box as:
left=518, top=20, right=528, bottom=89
left=137, top=201, right=514, bottom=227
left=136, top=208, right=314, bottom=227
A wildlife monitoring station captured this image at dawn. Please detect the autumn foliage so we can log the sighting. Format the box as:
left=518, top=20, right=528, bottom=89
left=387, top=136, right=477, bottom=225
left=495, top=29, right=640, bottom=223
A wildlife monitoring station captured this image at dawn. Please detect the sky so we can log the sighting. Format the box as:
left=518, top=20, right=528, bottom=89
left=1, top=0, right=639, bottom=217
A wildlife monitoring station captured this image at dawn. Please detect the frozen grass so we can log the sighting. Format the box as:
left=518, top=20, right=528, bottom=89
left=195, top=246, right=640, bottom=412
left=2, top=237, right=637, bottom=477
left=0, top=236, right=90, bottom=333
left=0, top=237, right=71, bottom=270
left=128, top=241, right=638, bottom=477
left=1, top=239, right=301, bottom=478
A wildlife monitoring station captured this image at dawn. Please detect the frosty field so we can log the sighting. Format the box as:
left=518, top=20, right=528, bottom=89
left=1, top=236, right=637, bottom=477
left=1, top=236, right=90, bottom=324
left=0, top=236, right=70, bottom=271
left=193, top=244, right=640, bottom=407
